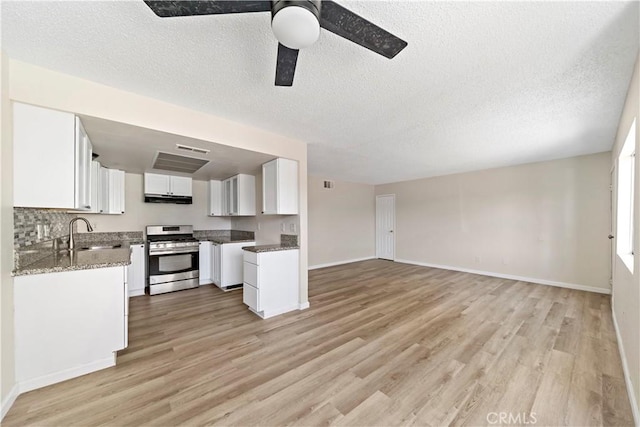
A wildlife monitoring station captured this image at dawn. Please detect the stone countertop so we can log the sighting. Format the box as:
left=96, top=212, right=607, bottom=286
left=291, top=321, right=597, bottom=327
left=201, top=237, right=256, bottom=244
left=242, top=244, right=300, bottom=253
left=13, top=244, right=132, bottom=276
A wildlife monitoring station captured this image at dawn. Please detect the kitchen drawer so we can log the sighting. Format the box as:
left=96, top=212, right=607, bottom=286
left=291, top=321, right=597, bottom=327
left=243, top=250, right=258, bottom=265
left=243, top=262, right=258, bottom=287
left=243, top=283, right=260, bottom=312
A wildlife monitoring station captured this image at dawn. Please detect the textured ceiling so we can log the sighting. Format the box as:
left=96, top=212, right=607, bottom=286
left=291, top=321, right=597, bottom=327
left=2, top=1, right=638, bottom=185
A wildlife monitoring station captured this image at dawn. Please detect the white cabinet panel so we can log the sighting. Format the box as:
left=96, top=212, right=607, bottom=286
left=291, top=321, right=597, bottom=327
left=99, top=167, right=125, bottom=215
left=212, top=241, right=255, bottom=289
left=212, top=243, right=221, bottom=286
left=242, top=249, right=299, bottom=319
left=199, top=241, right=212, bottom=285
left=222, top=174, right=255, bottom=216
left=243, top=284, right=260, bottom=312
left=170, top=176, right=192, bottom=197
left=262, top=158, right=298, bottom=215
left=208, top=180, right=223, bottom=216
left=13, top=102, right=91, bottom=210
left=144, top=173, right=192, bottom=197
left=14, top=266, right=127, bottom=392
left=89, top=161, right=101, bottom=214
left=75, top=118, right=92, bottom=211
left=127, top=244, right=146, bottom=297
left=144, top=173, right=171, bottom=195
left=243, top=261, right=258, bottom=287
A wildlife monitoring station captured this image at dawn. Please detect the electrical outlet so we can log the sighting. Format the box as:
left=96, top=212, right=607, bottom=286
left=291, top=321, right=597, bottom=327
left=289, top=223, right=296, bottom=232
left=474, top=256, right=481, bottom=263
left=281, top=223, right=286, bottom=232
left=257, top=222, right=261, bottom=231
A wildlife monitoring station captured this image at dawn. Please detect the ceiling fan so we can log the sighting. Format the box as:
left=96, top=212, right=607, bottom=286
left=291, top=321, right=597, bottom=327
left=143, top=1, right=408, bottom=86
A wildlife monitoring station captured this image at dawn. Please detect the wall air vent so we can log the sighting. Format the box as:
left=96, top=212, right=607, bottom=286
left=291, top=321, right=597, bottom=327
left=323, top=180, right=334, bottom=189
left=176, top=144, right=210, bottom=155
left=152, top=151, right=209, bottom=174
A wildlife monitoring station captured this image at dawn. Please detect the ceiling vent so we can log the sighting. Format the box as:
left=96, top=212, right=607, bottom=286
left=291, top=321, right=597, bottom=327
left=152, top=151, right=209, bottom=174
left=176, top=144, right=210, bottom=155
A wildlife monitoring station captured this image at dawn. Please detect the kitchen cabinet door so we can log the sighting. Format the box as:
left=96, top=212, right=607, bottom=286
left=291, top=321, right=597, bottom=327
left=108, top=169, right=125, bottom=214
left=262, top=158, right=298, bottom=215
left=170, top=176, right=192, bottom=197
left=127, top=244, right=146, bottom=297
left=75, top=118, right=93, bottom=211
left=13, top=102, right=91, bottom=210
left=144, top=173, right=171, bottom=195
left=88, top=161, right=102, bottom=214
left=199, top=241, right=212, bottom=285
left=236, top=174, right=256, bottom=216
left=208, top=180, right=223, bottom=216
left=212, top=243, right=221, bottom=286
left=100, top=168, right=125, bottom=214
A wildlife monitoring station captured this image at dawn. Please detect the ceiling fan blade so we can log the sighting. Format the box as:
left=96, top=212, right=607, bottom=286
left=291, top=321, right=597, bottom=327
left=144, top=1, right=271, bottom=17
left=275, top=44, right=299, bottom=87
left=319, top=0, right=407, bottom=59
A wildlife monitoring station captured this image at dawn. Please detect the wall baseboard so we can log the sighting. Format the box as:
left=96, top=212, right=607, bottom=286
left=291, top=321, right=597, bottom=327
left=394, top=259, right=611, bottom=295
left=128, top=289, right=145, bottom=297
left=612, top=304, right=639, bottom=426
left=299, top=301, right=310, bottom=310
left=1, top=383, right=19, bottom=421
left=18, top=355, right=115, bottom=394
left=308, top=256, right=376, bottom=271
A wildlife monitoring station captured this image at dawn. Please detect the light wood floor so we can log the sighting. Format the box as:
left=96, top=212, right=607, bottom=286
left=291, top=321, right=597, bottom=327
left=4, top=260, right=634, bottom=426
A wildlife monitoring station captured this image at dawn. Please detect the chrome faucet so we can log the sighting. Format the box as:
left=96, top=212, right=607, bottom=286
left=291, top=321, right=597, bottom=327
left=68, top=217, right=94, bottom=251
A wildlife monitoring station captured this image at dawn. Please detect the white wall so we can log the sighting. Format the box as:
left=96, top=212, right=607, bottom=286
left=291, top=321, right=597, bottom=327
left=308, top=175, right=375, bottom=268
left=375, top=152, right=611, bottom=292
left=610, top=53, right=639, bottom=422
left=0, top=51, right=17, bottom=418
left=82, top=174, right=231, bottom=232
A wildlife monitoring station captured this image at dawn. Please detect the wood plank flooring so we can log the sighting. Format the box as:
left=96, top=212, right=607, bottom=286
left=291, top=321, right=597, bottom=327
left=4, top=259, right=634, bottom=426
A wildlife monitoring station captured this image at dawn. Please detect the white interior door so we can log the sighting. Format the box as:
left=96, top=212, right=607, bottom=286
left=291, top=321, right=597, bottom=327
left=376, top=195, right=395, bottom=261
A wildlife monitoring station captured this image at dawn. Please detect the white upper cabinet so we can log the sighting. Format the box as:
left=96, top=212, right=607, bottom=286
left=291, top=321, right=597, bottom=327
left=144, top=173, right=192, bottom=197
left=262, top=158, right=298, bottom=215
left=208, top=180, right=223, bottom=216
left=144, top=173, right=170, bottom=195
left=13, top=102, right=93, bottom=210
left=88, top=161, right=102, bottom=214
left=170, top=176, right=192, bottom=197
left=98, top=166, right=125, bottom=215
left=222, top=174, right=255, bottom=216
left=75, top=118, right=93, bottom=210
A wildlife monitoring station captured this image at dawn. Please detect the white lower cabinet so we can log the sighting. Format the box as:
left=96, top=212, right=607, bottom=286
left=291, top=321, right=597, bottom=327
left=199, top=241, right=212, bottom=285
left=212, top=241, right=256, bottom=289
left=127, top=244, right=146, bottom=296
left=242, top=249, right=299, bottom=319
left=14, top=266, right=128, bottom=392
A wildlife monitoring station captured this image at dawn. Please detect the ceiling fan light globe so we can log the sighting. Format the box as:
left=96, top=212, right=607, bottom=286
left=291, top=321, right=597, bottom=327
left=271, top=6, right=320, bottom=50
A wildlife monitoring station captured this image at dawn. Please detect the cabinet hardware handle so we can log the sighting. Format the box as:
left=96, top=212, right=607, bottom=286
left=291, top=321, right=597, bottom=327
left=608, top=234, right=614, bottom=239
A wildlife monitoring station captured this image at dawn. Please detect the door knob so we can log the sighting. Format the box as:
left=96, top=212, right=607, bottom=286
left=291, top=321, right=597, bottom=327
left=608, top=234, right=614, bottom=239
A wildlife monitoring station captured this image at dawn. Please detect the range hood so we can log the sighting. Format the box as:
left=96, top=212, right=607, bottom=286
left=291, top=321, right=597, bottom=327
left=144, top=194, right=192, bottom=204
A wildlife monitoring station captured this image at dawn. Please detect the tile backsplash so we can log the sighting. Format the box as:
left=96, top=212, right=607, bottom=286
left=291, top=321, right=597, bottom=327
left=14, top=208, right=76, bottom=249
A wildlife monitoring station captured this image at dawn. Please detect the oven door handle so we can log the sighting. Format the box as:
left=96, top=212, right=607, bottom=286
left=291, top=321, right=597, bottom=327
left=148, top=248, right=199, bottom=256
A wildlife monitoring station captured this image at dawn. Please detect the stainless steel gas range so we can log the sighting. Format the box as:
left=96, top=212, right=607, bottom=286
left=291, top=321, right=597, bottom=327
left=146, top=225, right=199, bottom=295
